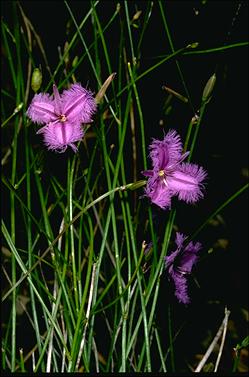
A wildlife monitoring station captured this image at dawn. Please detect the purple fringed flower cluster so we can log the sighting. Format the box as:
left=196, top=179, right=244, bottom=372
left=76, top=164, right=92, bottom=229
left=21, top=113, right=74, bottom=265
left=142, top=130, right=207, bottom=210
left=26, top=83, right=96, bottom=152
left=165, top=232, right=202, bottom=304
left=142, top=130, right=207, bottom=304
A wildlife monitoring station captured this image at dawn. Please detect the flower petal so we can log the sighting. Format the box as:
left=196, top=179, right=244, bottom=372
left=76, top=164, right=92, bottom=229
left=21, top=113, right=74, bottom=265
left=26, top=93, right=56, bottom=124
left=53, top=84, right=63, bottom=114
left=165, top=249, right=180, bottom=269
left=37, top=121, right=84, bottom=152
left=165, top=232, right=202, bottom=304
left=62, top=83, right=97, bottom=124
left=179, top=241, right=202, bottom=272
left=175, top=232, right=187, bottom=249
left=145, top=177, right=172, bottom=209
left=169, top=268, right=190, bottom=304
left=167, top=163, right=207, bottom=203
left=149, top=139, right=170, bottom=171
left=162, top=129, right=184, bottom=167
left=165, top=233, right=188, bottom=270
left=179, top=249, right=200, bottom=273
left=148, top=129, right=184, bottom=173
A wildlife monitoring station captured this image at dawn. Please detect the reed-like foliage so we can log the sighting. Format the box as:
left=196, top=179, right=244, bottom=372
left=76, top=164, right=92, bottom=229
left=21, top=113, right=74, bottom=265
left=1, top=1, right=248, bottom=373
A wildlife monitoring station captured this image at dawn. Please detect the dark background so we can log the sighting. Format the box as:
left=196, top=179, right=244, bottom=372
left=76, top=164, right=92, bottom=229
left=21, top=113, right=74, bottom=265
left=1, top=0, right=248, bottom=372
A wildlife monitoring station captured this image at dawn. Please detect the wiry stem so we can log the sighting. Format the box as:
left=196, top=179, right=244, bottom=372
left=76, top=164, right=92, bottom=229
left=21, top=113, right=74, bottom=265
left=46, top=217, right=65, bottom=372
left=194, top=307, right=231, bottom=372
left=75, top=263, right=97, bottom=370
left=214, top=307, right=230, bottom=372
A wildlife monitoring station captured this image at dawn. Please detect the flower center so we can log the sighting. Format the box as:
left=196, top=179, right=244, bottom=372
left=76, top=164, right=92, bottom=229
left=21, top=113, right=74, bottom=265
left=59, top=114, right=67, bottom=122
left=158, top=170, right=168, bottom=186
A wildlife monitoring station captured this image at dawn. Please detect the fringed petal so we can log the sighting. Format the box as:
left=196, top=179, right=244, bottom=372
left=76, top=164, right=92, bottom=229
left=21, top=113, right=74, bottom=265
left=162, top=129, right=183, bottom=166
left=175, top=232, right=187, bottom=249
left=53, top=84, right=63, bottom=114
left=149, top=139, right=170, bottom=171
left=38, top=122, right=84, bottom=153
left=62, top=83, right=97, bottom=124
left=165, top=232, right=202, bottom=304
left=167, top=163, right=207, bottom=203
left=145, top=177, right=172, bottom=209
left=169, top=267, right=190, bottom=304
left=179, top=241, right=202, bottom=272
left=26, top=93, right=56, bottom=124
left=147, top=129, right=184, bottom=175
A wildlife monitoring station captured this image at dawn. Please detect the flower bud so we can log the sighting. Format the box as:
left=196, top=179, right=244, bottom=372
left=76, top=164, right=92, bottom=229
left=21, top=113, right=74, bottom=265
left=72, top=56, right=78, bottom=68
left=125, top=180, right=147, bottom=191
left=202, top=73, right=216, bottom=103
left=95, top=73, right=116, bottom=104
left=31, top=68, right=42, bottom=92
left=132, top=10, right=142, bottom=21
left=186, top=42, right=199, bottom=49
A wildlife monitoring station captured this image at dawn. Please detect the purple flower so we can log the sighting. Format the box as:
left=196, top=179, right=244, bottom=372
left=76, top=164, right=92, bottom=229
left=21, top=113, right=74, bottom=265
left=142, top=130, right=207, bottom=209
left=26, top=83, right=96, bottom=152
left=165, top=232, right=202, bottom=304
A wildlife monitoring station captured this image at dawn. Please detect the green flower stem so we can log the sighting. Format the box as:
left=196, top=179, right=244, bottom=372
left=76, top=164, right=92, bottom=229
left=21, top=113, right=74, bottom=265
left=158, top=0, right=194, bottom=113
left=64, top=1, right=120, bottom=125
left=68, top=216, right=94, bottom=371
left=2, top=182, right=143, bottom=303
left=125, top=210, right=175, bottom=363
left=187, top=103, right=207, bottom=161
left=1, top=221, right=71, bottom=362
left=68, top=157, right=79, bottom=313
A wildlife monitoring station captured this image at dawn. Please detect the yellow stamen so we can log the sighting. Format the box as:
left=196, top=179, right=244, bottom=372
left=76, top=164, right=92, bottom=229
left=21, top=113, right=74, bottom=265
left=60, top=114, right=67, bottom=122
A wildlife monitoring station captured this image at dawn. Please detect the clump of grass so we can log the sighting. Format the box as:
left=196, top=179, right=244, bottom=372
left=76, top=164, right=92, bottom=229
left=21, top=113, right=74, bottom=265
left=1, top=1, right=248, bottom=373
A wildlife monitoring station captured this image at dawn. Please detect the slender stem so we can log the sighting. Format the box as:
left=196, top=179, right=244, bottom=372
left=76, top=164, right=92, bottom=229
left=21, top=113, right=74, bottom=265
left=75, top=263, right=97, bottom=370
left=187, top=103, right=207, bottom=161
left=127, top=62, right=147, bottom=169
left=158, top=0, right=195, bottom=114
left=214, top=307, right=230, bottom=372
left=194, top=308, right=231, bottom=372
left=2, top=182, right=141, bottom=302
left=124, top=1, right=136, bottom=64
left=68, top=157, right=79, bottom=312
left=155, top=328, right=167, bottom=372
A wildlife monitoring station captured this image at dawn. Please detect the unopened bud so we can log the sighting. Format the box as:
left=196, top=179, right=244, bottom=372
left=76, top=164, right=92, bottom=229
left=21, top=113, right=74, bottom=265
left=31, top=68, right=42, bottom=92
left=132, top=10, right=142, bottom=21
left=202, top=73, right=216, bottom=103
left=72, top=56, right=78, bottom=68
left=63, top=41, right=70, bottom=66
left=126, top=180, right=147, bottom=191
left=162, top=86, right=188, bottom=103
left=95, top=73, right=116, bottom=104
left=187, top=42, right=199, bottom=49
